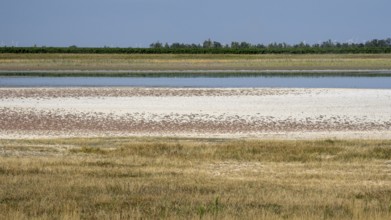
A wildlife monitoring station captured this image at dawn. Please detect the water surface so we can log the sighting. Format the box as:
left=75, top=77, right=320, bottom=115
left=1, top=76, right=391, bottom=89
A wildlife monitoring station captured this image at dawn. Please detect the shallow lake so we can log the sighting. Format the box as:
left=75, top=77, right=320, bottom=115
left=1, top=76, right=391, bottom=89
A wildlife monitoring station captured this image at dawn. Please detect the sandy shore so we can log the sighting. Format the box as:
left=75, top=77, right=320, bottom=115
left=0, top=88, right=390, bottom=139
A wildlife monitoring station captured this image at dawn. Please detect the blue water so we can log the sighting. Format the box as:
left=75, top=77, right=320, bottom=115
left=0, top=76, right=391, bottom=89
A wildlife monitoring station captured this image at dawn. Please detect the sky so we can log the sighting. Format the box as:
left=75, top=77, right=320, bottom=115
left=1, top=0, right=391, bottom=47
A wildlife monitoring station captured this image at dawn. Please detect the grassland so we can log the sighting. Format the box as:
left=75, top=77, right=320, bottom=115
left=1, top=54, right=391, bottom=75
left=1, top=137, right=391, bottom=219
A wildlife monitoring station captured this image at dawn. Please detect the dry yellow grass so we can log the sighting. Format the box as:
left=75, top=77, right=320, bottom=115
left=1, top=137, right=391, bottom=219
left=1, top=53, right=391, bottom=71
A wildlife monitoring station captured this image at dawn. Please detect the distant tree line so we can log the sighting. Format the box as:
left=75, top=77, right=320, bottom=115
left=1, top=38, right=391, bottom=54
left=150, top=38, right=391, bottom=50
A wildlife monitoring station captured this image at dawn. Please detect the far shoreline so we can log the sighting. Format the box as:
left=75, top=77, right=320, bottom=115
left=2, top=53, right=391, bottom=73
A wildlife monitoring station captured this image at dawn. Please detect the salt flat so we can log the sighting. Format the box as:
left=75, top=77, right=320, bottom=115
left=1, top=88, right=390, bottom=139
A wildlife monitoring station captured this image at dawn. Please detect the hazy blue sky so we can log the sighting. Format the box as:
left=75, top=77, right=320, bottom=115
left=1, top=0, right=390, bottom=47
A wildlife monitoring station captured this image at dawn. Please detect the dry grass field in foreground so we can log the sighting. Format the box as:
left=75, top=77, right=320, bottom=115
left=1, top=54, right=391, bottom=71
left=1, top=138, right=391, bottom=219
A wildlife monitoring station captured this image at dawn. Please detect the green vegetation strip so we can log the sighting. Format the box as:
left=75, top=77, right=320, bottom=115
left=2, top=54, right=391, bottom=72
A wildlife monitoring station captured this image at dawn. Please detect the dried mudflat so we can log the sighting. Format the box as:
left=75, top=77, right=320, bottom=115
left=0, top=87, right=390, bottom=139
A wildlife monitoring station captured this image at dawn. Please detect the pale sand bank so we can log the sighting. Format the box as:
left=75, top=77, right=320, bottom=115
left=0, top=88, right=390, bottom=139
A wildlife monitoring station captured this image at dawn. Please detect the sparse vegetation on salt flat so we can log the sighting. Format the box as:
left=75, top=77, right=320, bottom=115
left=1, top=138, right=391, bottom=219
